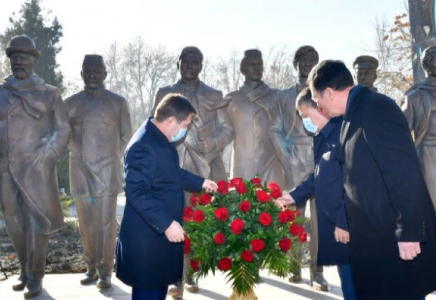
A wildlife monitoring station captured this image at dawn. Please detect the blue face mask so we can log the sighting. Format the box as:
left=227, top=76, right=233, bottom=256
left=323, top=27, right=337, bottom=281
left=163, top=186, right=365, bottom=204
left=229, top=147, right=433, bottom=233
left=170, top=124, right=187, bottom=142
left=302, top=117, right=318, bottom=134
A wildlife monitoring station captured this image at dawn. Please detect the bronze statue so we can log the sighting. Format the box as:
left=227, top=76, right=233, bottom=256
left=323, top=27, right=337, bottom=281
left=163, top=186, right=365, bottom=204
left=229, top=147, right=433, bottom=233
left=64, top=55, right=132, bottom=289
left=402, top=45, right=436, bottom=212
left=227, top=49, right=284, bottom=187
left=353, top=55, right=379, bottom=92
left=152, top=46, right=233, bottom=299
left=0, top=35, right=71, bottom=298
left=269, top=46, right=328, bottom=290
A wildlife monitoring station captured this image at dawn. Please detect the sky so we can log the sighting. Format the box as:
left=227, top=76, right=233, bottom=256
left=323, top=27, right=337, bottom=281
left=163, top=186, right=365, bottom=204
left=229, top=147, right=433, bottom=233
left=0, top=0, right=409, bottom=85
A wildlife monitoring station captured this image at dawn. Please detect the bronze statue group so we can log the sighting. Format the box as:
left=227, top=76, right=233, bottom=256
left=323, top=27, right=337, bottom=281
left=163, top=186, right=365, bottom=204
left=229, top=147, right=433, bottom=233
left=1, top=34, right=436, bottom=300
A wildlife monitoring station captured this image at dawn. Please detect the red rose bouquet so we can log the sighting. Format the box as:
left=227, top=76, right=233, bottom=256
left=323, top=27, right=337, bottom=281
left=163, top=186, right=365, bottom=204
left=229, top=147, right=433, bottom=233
left=184, top=177, right=306, bottom=296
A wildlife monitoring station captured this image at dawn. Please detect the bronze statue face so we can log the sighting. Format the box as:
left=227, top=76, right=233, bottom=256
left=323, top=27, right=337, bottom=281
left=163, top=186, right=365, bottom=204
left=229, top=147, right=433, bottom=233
left=81, top=64, right=107, bottom=89
left=241, top=57, right=263, bottom=81
left=354, top=67, right=377, bottom=88
left=424, top=50, right=436, bottom=77
left=179, top=52, right=202, bottom=81
left=9, top=52, right=35, bottom=79
left=296, top=52, right=318, bottom=78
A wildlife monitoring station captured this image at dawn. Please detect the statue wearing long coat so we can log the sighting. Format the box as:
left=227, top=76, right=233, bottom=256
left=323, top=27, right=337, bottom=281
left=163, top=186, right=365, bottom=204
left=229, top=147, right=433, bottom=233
left=226, top=81, right=284, bottom=187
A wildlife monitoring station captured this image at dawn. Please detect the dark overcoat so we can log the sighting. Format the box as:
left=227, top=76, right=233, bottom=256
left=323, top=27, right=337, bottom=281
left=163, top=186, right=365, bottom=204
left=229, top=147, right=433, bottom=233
left=290, top=117, right=349, bottom=266
left=116, top=118, right=204, bottom=289
left=341, top=86, right=436, bottom=300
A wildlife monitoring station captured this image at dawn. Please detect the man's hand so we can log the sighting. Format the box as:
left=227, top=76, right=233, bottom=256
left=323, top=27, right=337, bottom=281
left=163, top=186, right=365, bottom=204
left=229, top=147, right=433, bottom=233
left=197, top=138, right=215, bottom=153
left=202, top=179, right=218, bottom=193
left=164, top=221, right=185, bottom=243
left=274, top=192, right=295, bottom=208
left=398, top=242, right=421, bottom=260
left=334, top=227, right=350, bottom=244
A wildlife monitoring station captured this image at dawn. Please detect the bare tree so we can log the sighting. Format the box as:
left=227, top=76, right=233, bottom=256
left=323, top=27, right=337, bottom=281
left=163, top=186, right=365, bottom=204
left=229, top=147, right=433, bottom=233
left=213, top=49, right=242, bottom=96
left=263, top=46, right=296, bottom=89
left=374, top=13, right=413, bottom=102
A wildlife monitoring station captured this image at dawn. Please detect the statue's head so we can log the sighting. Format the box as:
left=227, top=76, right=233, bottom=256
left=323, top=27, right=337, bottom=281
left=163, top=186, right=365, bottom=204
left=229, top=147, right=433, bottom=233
left=240, top=49, right=263, bottom=81
left=293, top=46, right=319, bottom=78
left=353, top=55, right=378, bottom=88
left=6, top=35, right=40, bottom=80
left=421, top=46, right=436, bottom=77
left=81, top=55, right=107, bottom=89
left=178, top=46, right=203, bottom=81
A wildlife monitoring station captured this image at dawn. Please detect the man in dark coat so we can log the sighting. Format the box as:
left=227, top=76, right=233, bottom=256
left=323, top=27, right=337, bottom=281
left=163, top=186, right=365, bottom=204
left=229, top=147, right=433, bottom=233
left=0, top=35, right=71, bottom=298
left=278, top=88, right=355, bottom=299
left=308, top=60, right=436, bottom=299
left=116, top=94, right=217, bottom=300
left=65, top=55, right=132, bottom=289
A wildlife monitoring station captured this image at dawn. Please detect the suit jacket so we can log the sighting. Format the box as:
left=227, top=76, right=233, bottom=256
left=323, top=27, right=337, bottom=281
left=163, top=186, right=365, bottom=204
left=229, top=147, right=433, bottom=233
left=341, top=86, right=436, bottom=300
left=290, top=117, right=349, bottom=266
left=270, top=85, right=313, bottom=189
left=152, top=80, right=233, bottom=183
left=227, top=81, right=284, bottom=187
left=65, top=88, right=132, bottom=197
left=116, top=118, right=204, bottom=289
left=0, top=75, right=71, bottom=234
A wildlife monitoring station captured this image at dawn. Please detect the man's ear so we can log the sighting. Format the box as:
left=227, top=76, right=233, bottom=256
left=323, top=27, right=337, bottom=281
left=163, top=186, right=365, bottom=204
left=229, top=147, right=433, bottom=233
left=103, top=70, right=108, bottom=81
left=81, top=70, right=84, bottom=80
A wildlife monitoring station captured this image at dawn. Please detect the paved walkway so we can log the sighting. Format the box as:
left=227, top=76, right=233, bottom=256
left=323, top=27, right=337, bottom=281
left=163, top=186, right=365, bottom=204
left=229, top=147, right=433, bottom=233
left=2, top=268, right=436, bottom=300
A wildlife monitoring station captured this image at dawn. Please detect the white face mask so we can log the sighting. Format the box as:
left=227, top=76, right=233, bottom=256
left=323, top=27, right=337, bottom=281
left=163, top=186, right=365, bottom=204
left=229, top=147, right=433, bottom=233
left=302, top=117, right=318, bottom=133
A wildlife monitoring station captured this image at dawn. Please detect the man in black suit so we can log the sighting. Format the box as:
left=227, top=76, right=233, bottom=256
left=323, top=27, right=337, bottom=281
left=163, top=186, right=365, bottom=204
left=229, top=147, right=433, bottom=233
left=307, top=60, right=436, bottom=300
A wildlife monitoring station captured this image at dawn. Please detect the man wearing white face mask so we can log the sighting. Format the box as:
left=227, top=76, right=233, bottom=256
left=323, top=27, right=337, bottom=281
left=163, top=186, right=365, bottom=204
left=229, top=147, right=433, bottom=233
left=277, top=88, right=356, bottom=299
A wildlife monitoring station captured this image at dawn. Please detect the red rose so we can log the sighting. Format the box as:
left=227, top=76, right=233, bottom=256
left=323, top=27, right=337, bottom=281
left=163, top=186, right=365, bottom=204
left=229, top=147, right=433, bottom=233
left=286, top=209, right=296, bottom=222
left=235, top=181, right=248, bottom=194
left=290, top=223, right=302, bottom=236
left=259, top=212, right=272, bottom=226
left=278, top=211, right=289, bottom=223
left=230, top=218, right=245, bottom=235
left=256, top=190, right=270, bottom=203
left=295, top=209, right=301, bottom=217
left=214, top=232, right=226, bottom=244
left=190, top=192, right=199, bottom=207
left=217, top=180, right=229, bottom=194
left=199, top=193, right=212, bottom=205
left=183, top=206, right=195, bottom=222
left=268, top=182, right=282, bottom=199
left=299, top=231, right=308, bottom=243
left=230, top=178, right=243, bottom=187
left=190, top=259, right=200, bottom=271
left=239, top=200, right=252, bottom=213
left=184, top=236, right=191, bottom=254
left=250, top=177, right=262, bottom=187
left=215, top=207, right=230, bottom=221
left=279, top=237, right=292, bottom=252
left=193, top=210, right=205, bottom=223
left=218, top=257, right=232, bottom=271
left=251, top=239, right=266, bottom=252
left=241, top=250, right=254, bottom=262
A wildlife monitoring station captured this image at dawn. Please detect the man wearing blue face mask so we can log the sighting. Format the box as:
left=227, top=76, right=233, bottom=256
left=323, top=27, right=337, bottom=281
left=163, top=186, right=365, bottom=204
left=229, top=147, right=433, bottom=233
left=116, top=93, right=218, bottom=300
left=277, top=88, right=356, bottom=299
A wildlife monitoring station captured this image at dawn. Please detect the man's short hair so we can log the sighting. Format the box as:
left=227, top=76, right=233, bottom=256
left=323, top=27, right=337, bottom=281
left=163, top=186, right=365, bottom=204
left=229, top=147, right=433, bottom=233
left=296, top=87, right=317, bottom=110
left=293, top=46, right=319, bottom=69
left=353, top=55, right=379, bottom=70
left=421, top=46, right=436, bottom=73
left=308, top=60, right=354, bottom=93
left=154, top=93, right=196, bottom=123
left=179, top=46, right=203, bottom=63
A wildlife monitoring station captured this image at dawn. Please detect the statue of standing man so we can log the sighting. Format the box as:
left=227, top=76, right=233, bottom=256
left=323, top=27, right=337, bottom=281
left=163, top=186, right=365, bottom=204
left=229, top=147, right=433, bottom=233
left=65, top=55, right=132, bottom=289
left=270, top=46, right=328, bottom=291
left=152, top=46, right=234, bottom=299
left=353, top=55, right=379, bottom=92
left=402, top=45, right=436, bottom=212
left=0, top=35, right=71, bottom=298
left=227, top=49, right=284, bottom=187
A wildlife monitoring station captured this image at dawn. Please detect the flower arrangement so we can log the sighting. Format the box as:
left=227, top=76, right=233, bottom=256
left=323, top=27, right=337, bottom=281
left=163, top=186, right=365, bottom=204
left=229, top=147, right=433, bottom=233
left=183, top=177, right=307, bottom=297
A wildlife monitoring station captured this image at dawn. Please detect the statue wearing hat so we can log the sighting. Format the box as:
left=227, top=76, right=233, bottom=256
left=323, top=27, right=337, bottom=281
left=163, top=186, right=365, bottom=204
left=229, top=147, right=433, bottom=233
left=269, top=45, right=329, bottom=291
left=353, top=55, right=379, bottom=92
left=64, top=55, right=132, bottom=289
left=402, top=45, right=436, bottom=212
left=226, top=49, right=284, bottom=187
left=0, top=35, right=71, bottom=298
left=151, top=46, right=233, bottom=299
